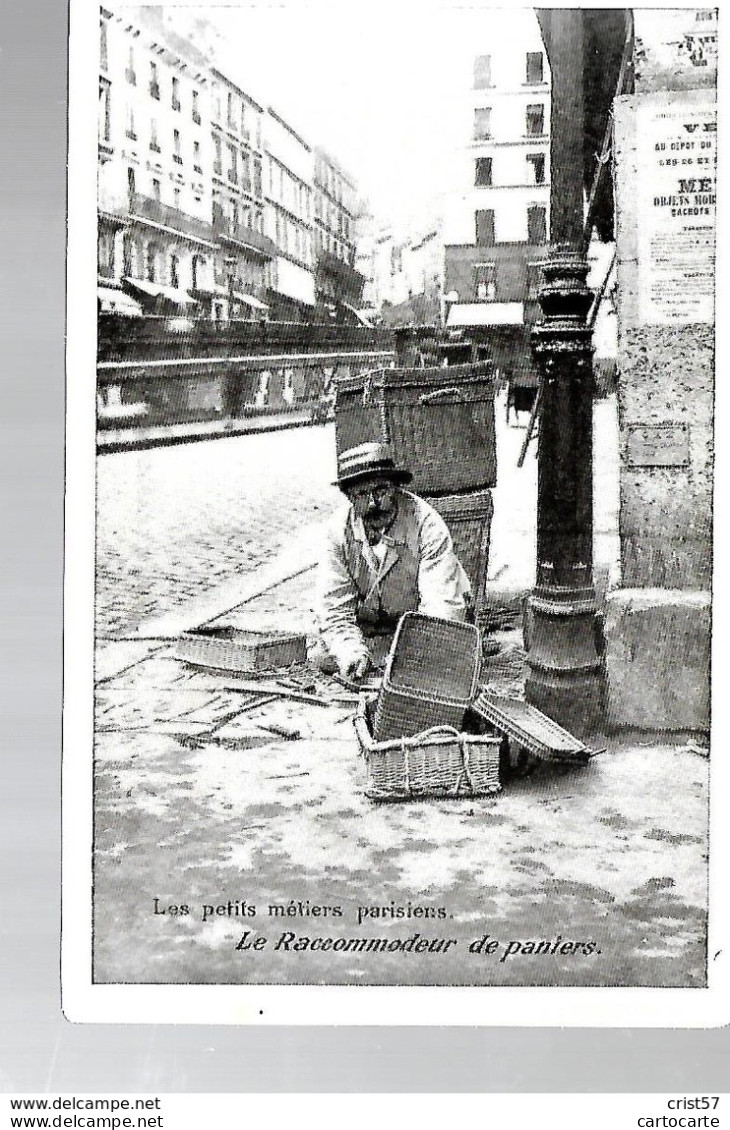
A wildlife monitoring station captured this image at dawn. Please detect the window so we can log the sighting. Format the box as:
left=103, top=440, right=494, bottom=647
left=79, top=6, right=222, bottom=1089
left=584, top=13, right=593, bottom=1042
left=193, top=140, right=202, bottom=173
left=227, top=92, right=235, bottom=129
left=125, top=45, right=136, bottom=85
left=253, top=157, right=262, bottom=197
left=127, top=166, right=136, bottom=202
left=149, top=62, right=160, bottom=100
left=173, top=129, right=182, bottom=163
left=170, top=254, right=180, bottom=288
left=475, top=209, right=495, bottom=246
left=526, top=51, right=544, bottom=84
left=150, top=118, right=160, bottom=152
left=98, top=230, right=114, bottom=277
left=241, top=152, right=251, bottom=191
left=213, top=135, right=222, bottom=176
left=146, top=242, right=160, bottom=282
left=100, top=18, right=108, bottom=72
left=474, top=107, right=492, bottom=140
left=473, top=54, right=492, bottom=88
left=192, top=89, right=201, bottom=124
left=227, top=144, right=238, bottom=184
left=152, top=178, right=161, bottom=201
left=474, top=262, right=497, bottom=301
left=123, top=233, right=140, bottom=276
left=98, top=81, right=110, bottom=143
left=191, top=255, right=204, bottom=291
left=526, top=261, right=543, bottom=298
left=125, top=103, right=136, bottom=140
left=171, top=77, right=180, bottom=111
left=526, top=152, right=546, bottom=185
left=173, top=186, right=181, bottom=209
left=475, top=157, right=493, bottom=187
left=526, top=103, right=545, bottom=137
left=240, top=102, right=248, bottom=137
left=527, top=205, right=547, bottom=245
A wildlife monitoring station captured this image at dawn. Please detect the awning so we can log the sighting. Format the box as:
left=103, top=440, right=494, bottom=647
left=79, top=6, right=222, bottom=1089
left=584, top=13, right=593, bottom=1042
left=342, top=301, right=372, bottom=327
left=98, top=286, right=143, bottom=316
left=234, top=292, right=269, bottom=310
left=124, top=277, right=197, bottom=305
left=446, top=302, right=524, bottom=328
left=207, top=284, right=269, bottom=310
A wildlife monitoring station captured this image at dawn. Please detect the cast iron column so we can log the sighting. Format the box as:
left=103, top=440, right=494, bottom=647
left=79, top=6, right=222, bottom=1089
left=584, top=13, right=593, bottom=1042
left=525, top=10, right=605, bottom=732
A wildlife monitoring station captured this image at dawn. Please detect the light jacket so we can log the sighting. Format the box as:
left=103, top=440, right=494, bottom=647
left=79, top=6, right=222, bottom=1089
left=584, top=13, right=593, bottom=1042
left=317, top=490, right=471, bottom=672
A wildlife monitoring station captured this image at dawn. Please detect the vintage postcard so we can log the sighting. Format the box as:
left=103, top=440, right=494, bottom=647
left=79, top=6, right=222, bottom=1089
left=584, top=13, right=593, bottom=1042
left=62, top=0, right=727, bottom=1024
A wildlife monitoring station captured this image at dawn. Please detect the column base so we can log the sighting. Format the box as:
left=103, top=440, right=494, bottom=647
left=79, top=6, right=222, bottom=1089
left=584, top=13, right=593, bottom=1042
left=524, top=595, right=606, bottom=736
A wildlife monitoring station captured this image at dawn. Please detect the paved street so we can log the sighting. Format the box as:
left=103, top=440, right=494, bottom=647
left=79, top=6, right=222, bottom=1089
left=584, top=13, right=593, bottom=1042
left=96, top=421, right=342, bottom=637
left=92, top=394, right=708, bottom=989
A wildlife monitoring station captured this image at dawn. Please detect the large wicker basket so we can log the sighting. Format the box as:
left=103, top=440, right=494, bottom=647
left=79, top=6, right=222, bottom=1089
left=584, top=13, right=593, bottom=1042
left=373, top=613, right=482, bottom=741
left=334, top=362, right=497, bottom=495
left=356, top=696, right=501, bottom=801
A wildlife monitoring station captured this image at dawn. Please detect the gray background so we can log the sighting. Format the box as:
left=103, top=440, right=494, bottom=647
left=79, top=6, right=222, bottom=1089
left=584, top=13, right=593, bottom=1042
left=1, top=0, right=729, bottom=1093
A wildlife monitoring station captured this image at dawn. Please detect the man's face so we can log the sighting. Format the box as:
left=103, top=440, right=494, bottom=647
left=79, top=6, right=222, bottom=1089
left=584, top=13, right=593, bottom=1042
left=347, top=476, right=399, bottom=540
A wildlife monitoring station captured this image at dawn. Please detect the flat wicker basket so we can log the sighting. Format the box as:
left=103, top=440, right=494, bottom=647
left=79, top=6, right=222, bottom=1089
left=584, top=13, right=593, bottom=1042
left=373, top=613, right=482, bottom=741
left=356, top=696, right=501, bottom=802
left=174, top=626, right=306, bottom=672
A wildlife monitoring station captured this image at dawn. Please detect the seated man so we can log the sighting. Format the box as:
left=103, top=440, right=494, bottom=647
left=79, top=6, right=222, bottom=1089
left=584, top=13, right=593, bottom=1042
left=316, top=442, right=473, bottom=681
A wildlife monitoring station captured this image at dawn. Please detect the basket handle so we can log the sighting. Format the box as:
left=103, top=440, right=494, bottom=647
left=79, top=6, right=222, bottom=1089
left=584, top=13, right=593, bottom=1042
left=418, top=386, right=462, bottom=405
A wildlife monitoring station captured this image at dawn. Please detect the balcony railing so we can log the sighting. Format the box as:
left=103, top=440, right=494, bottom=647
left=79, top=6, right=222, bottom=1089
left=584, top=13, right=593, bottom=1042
left=212, top=207, right=277, bottom=258
left=129, top=193, right=214, bottom=243
left=192, top=111, right=202, bottom=125
left=316, top=250, right=366, bottom=301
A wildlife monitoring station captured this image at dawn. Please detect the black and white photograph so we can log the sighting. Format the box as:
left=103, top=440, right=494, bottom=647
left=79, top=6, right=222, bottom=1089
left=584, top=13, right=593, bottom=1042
left=62, top=1, right=724, bottom=1024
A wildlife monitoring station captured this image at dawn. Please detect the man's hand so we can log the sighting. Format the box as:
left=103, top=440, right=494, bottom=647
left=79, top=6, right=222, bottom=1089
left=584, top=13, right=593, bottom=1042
left=344, top=652, right=372, bottom=683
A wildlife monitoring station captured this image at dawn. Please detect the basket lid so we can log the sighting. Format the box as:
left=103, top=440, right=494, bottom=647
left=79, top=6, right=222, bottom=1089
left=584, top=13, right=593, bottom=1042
left=471, top=690, right=593, bottom=761
left=384, top=613, right=481, bottom=701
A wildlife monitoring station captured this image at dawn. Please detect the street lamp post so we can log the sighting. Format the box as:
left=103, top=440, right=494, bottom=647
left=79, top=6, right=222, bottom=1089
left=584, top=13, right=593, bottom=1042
left=525, top=10, right=605, bottom=733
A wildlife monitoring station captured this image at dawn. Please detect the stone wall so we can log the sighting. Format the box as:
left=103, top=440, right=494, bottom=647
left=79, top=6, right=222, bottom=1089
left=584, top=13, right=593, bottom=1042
left=613, top=87, right=715, bottom=590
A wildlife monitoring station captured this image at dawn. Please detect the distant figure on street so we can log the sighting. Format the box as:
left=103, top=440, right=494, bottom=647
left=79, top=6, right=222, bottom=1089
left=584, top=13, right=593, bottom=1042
left=315, top=442, right=473, bottom=682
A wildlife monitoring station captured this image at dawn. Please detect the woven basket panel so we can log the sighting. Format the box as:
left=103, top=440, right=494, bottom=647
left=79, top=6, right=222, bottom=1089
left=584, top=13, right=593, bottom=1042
left=387, top=401, right=496, bottom=493
left=373, top=690, right=468, bottom=742
left=428, top=492, right=493, bottom=615
left=388, top=615, right=480, bottom=695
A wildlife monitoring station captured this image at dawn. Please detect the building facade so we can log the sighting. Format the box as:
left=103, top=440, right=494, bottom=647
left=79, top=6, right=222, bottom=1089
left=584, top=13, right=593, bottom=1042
left=312, top=149, right=365, bottom=318
left=98, top=5, right=218, bottom=315
left=262, top=108, right=315, bottom=321
left=442, top=12, right=551, bottom=346
left=98, top=5, right=364, bottom=325
left=209, top=70, right=275, bottom=320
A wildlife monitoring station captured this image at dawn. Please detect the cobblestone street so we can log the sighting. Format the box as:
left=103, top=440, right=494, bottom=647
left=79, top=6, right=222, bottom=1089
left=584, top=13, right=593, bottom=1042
left=92, top=396, right=708, bottom=989
left=96, top=422, right=342, bottom=637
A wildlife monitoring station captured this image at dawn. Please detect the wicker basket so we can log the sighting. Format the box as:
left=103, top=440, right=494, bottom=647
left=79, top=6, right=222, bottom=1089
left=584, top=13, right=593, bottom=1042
left=356, top=696, right=501, bottom=801
left=427, top=489, right=493, bottom=619
left=373, top=613, right=482, bottom=741
left=334, top=362, right=497, bottom=494
left=174, top=626, right=307, bottom=672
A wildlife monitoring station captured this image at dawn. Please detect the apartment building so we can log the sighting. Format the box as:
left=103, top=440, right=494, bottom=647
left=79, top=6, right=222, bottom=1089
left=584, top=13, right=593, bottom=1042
left=442, top=12, right=551, bottom=337
left=312, top=149, right=365, bottom=317
left=98, top=5, right=218, bottom=314
left=263, top=108, right=315, bottom=320
left=98, top=6, right=367, bottom=324
left=209, top=70, right=275, bottom=319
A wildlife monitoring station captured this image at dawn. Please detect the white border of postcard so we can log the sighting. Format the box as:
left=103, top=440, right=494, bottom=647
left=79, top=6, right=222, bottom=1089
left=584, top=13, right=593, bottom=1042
left=63, top=0, right=730, bottom=1025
